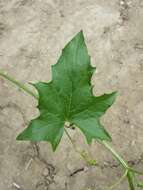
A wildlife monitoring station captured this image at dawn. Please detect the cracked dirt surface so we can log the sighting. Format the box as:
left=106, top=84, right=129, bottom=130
left=0, top=0, right=143, bottom=190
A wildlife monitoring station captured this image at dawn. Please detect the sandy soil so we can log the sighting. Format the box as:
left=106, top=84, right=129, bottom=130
left=0, top=0, right=143, bottom=190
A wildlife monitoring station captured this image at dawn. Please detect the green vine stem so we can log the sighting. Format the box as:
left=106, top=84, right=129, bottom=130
left=0, top=69, right=38, bottom=100
left=1, top=69, right=142, bottom=190
left=101, top=141, right=129, bottom=168
left=101, top=141, right=136, bottom=190
left=106, top=169, right=128, bottom=190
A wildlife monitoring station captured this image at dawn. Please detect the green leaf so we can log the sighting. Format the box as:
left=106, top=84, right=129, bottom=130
left=17, top=31, right=117, bottom=150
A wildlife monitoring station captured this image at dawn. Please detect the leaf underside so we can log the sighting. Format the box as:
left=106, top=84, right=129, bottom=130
left=17, top=31, right=117, bottom=151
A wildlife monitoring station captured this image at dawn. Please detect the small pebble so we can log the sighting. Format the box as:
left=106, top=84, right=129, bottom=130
left=43, top=168, right=49, bottom=176
left=12, top=182, right=21, bottom=189
left=131, top=140, right=136, bottom=146
left=130, top=125, right=134, bottom=129
left=120, top=1, right=125, bottom=5
left=84, top=166, right=89, bottom=172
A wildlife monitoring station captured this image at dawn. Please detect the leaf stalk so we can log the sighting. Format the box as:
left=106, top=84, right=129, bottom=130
left=64, top=128, right=96, bottom=165
left=0, top=69, right=38, bottom=100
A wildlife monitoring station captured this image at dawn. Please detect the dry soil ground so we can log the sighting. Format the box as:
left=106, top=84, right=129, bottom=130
left=0, top=0, right=143, bottom=190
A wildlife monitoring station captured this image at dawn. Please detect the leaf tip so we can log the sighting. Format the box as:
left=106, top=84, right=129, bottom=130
left=51, top=142, right=58, bottom=152
left=75, top=30, right=85, bottom=41
left=78, top=29, right=84, bottom=35
left=107, top=91, right=118, bottom=106
left=16, top=133, right=22, bottom=141
left=111, top=91, right=118, bottom=103
left=113, top=91, right=119, bottom=96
